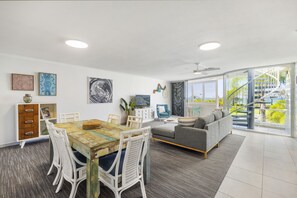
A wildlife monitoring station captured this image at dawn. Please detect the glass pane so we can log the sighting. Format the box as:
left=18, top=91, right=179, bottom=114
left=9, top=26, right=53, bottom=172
left=204, top=82, right=216, bottom=103
left=193, top=82, right=203, bottom=102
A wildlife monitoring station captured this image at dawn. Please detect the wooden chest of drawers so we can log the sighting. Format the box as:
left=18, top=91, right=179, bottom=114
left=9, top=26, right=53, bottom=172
left=18, top=104, right=39, bottom=140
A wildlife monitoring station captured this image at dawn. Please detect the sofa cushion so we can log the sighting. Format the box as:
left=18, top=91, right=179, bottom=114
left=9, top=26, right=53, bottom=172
left=151, top=123, right=176, bottom=138
left=213, top=110, right=223, bottom=120
left=178, top=117, right=196, bottom=127
left=222, top=110, right=230, bottom=117
left=194, top=114, right=215, bottom=129
left=203, top=114, right=215, bottom=124
left=158, top=106, right=166, bottom=113
left=194, top=118, right=206, bottom=129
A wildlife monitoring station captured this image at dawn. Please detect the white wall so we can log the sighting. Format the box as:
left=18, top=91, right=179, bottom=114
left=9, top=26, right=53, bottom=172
left=0, top=54, right=171, bottom=146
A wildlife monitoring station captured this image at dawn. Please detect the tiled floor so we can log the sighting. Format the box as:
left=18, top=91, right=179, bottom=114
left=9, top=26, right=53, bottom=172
left=215, top=130, right=297, bottom=198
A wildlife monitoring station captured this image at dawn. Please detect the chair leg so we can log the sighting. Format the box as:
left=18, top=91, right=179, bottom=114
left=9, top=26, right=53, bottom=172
left=114, top=191, right=120, bottom=198
left=140, top=179, right=147, bottom=198
left=53, top=166, right=61, bottom=185
left=47, top=163, right=54, bottom=176
left=69, top=182, right=77, bottom=198
left=73, top=179, right=84, bottom=198
left=55, top=176, right=64, bottom=193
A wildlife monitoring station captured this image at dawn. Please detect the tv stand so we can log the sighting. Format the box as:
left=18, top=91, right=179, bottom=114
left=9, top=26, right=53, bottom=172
left=134, top=107, right=154, bottom=123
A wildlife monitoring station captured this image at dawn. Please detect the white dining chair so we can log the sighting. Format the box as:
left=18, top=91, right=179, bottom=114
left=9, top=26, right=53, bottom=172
left=45, top=120, right=61, bottom=186
left=98, top=126, right=151, bottom=198
left=107, top=114, right=121, bottom=125
left=59, top=112, right=80, bottom=123
left=126, top=115, right=143, bottom=129
left=53, top=126, right=87, bottom=198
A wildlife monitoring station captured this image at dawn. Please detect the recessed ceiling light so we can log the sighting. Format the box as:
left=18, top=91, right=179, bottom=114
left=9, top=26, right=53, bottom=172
left=199, top=42, right=221, bottom=51
left=65, top=40, right=88, bottom=49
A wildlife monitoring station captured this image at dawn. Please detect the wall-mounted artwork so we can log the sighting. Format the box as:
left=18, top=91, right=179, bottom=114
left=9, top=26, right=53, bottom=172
left=11, top=74, right=34, bottom=91
left=38, top=72, right=57, bottom=96
left=153, top=83, right=166, bottom=94
left=88, top=77, right=113, bottom=103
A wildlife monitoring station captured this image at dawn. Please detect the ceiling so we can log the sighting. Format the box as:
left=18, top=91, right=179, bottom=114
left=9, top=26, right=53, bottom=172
left=0, top=1, right=297, bottom=81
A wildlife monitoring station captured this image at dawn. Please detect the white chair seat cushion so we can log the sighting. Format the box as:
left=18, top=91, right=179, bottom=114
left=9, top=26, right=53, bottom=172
left=99, top=150, right=126, bottom=176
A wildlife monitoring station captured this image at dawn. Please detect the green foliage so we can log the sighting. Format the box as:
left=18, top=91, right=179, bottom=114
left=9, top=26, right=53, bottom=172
left=120, top=98, right=136, bottom=115
left=266, top=100, right=286, bottom=124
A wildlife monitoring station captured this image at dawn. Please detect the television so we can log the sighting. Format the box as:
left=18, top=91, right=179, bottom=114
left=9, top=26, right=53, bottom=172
left=135, top=95, right=150, bottom=107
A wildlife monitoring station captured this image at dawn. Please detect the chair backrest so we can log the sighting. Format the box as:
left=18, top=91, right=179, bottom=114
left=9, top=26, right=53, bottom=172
left=111, top=127, right=150, bottom=187
left=45, top=120, right=59, bottom=165
left=52, top=126, right=77, bottom=180
left=157, top=104, right=169, bottom=112
left=59, top=112, right=80, bottom=123
left=107, top=114, right=121, bottom=125
left=126, top=116, right=143, bottom=129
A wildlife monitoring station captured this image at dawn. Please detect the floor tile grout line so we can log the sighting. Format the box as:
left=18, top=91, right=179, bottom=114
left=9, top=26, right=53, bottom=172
left=225, top=176, right=262, bottom=190
left=217, top=190, right=235, bottom=198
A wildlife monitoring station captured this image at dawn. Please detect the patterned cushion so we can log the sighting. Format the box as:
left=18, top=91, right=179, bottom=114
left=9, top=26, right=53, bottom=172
left=178, top=117, right=197, bottom=127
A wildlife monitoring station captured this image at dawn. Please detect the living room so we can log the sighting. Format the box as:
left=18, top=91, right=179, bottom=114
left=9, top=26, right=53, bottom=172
left=0, top=1, right=297, bottom=198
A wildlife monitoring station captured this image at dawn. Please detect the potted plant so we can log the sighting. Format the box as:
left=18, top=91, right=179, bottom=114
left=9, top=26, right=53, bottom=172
left=120, top=98, right=136, bottom=124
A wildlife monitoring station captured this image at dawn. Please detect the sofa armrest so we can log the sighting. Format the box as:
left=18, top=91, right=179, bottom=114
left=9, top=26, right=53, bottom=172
left=175, top=125, right=208, bottom=151
left=205, top=121, right=219, bottom=151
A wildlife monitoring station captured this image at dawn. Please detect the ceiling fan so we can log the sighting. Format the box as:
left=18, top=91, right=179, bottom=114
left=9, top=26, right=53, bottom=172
left=193, top=62, right=220, bottom=75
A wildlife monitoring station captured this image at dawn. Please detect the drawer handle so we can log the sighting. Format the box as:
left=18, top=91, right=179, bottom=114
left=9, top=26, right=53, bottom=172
left=25, top=131, right=33, bottom=136
left=25, top=109, right=34, bottom=112
left=25, top=120, right=34, bottom=124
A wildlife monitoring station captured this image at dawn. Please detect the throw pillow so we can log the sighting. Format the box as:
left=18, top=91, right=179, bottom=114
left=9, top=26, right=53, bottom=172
left=213, top=110, right=223, bottom=120
left=158, top=106, right=166, bottom=113
left=178, top=117, right=196, bottom=127
left=194, top=117, right=206, bottom=129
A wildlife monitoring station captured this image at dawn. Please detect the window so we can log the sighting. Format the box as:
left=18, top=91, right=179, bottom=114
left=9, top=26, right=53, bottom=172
left=188, top=80, right=217, bottom=104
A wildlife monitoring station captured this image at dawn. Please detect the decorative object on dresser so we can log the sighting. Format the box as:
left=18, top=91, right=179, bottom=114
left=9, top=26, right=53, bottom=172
left=16, top=103, right=57, bottom=148
left=38, top=72, right=57, bottom=96
left=11, top=73, right=34, bottom=91
left=88, top=77, right=113, bottom=103
left=134, top=107, right=154, bottom=123
left=23, top=94, right=32, bottom=103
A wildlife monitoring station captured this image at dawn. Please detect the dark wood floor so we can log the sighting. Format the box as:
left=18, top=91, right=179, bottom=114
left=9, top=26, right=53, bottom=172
left=0, top=134, right=244, bottom=198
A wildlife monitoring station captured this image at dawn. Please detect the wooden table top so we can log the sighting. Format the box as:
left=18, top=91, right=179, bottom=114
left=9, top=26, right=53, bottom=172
left=55, top=119, right=130, bottom=159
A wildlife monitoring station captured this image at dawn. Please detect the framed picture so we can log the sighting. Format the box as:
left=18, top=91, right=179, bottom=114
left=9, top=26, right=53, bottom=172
left=88, top=77, right=113, bottom=103
left=11, top=73, right=34, bottom=91
left=39, top=72, right=57, bottom=96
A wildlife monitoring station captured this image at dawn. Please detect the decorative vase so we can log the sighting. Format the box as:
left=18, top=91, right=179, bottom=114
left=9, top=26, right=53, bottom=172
left=23, top=94, right=32, bottom=103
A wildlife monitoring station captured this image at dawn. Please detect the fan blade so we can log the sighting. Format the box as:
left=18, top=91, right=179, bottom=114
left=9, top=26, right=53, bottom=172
left=204, top=67, right=220, bottom=71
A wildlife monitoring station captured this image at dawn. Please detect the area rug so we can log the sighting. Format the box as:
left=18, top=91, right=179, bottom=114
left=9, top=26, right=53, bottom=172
left=0, top=134, right=244, bottom=198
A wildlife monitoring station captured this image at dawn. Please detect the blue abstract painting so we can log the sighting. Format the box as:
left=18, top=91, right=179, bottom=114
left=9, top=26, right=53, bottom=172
left=39, top=73, right=57, bottom=96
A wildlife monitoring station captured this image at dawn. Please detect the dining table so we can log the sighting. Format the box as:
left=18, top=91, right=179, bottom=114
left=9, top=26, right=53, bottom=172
left=52, top=119, right=151, bottom=198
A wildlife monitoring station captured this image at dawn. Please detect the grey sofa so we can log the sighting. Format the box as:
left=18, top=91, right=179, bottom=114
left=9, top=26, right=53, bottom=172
left=152, top=110, right=232, bottom=159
